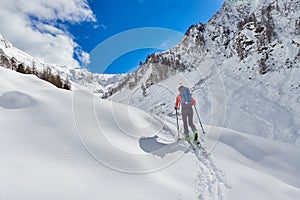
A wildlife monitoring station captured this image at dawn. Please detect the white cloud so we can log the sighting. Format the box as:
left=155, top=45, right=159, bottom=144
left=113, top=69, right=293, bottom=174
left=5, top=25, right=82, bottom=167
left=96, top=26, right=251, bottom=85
left=0, top=0, right=96, bottom=67
left=99, top=23, right=108, bottom=30
left=76, top=48, right=91, bottom=66
left=93, top=23, right=107, bottom=30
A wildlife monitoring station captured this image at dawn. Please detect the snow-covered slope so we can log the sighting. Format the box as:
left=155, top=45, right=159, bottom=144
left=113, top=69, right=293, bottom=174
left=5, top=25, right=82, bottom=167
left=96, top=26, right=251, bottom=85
left=0, top=33, right=125, bottom=96
left=1, top=0, right=299, bottom=199
left=111, top=0, right=300, bottom=144
left=1, top=0, right=299, bottom=144
left=1, top=63, right=300, bottom=200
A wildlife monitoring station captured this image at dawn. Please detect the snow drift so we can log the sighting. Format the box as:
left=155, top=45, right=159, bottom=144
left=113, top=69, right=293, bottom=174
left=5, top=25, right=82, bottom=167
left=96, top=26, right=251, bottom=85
left=1, top=66, right=300, bottom=200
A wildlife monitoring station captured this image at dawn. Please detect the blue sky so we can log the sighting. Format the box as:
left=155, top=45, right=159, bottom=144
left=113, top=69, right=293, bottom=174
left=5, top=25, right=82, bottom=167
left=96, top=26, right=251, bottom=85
left=0, top=0, right=224, bottom=74
left=70, top=0, right=224, bottom=74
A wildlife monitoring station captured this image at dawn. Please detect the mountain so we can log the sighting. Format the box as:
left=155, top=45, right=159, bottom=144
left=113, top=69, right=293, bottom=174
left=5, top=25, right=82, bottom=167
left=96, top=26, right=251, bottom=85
left=1, top=0, right=300, bottom=199
left=110, top=0, right=300, bottom=144
left=0, top=33, right=125, bottom=97
left=1, top=0, right=298, bottom=144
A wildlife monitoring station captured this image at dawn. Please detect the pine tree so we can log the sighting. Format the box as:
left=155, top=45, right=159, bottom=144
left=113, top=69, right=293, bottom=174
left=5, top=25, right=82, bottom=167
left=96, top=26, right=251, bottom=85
left=16, top=63, right=25, bottom=73
left=63, top=76, right=71, bottom=90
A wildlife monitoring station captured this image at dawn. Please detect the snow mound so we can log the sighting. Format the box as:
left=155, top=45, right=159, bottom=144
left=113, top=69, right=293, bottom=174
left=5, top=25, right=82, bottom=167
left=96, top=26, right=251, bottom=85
left=72, top=89, right=187, bottom=174
left=0, top=91, right=36, bottom=109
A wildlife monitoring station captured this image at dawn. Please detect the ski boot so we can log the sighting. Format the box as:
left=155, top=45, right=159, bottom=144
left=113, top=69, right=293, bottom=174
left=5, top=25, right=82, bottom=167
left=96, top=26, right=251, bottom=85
left=184, top=132, right=190, bottom=142
left=192, top=129, right=202, bottom=148
left=193, top=129, right=198, bottom=141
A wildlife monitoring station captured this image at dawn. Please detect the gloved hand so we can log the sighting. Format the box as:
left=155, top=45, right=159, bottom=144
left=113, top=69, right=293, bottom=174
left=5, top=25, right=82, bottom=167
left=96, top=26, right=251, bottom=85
left=174, top=107, right=177, bottom=110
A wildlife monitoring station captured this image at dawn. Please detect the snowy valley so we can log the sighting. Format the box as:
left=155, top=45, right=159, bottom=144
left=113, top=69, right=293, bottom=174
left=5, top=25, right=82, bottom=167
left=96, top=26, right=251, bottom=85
left=1, top=67, right=300, bottom=200
left=0, top=0, right=300, bottom=199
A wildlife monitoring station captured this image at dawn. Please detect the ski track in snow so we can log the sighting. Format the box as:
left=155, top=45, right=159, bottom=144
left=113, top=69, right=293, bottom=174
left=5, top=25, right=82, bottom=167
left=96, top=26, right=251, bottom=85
left=165, top=120, right=231, bottom=200
left=157, top=123, right=231, bottom=200
left=192, top=152, right=231, bottom=200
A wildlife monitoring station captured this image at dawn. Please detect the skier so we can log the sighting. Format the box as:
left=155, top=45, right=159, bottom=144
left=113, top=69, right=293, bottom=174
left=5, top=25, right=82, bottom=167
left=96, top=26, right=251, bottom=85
left=174, top=84, right=199, bottom=143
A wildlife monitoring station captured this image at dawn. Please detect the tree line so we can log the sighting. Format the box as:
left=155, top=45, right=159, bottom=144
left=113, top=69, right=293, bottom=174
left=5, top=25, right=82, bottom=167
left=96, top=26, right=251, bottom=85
left=0, top=55, right=71, bottom=90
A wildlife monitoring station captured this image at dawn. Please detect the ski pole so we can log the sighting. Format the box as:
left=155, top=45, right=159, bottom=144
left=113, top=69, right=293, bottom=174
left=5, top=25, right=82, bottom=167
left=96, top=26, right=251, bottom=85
left=175, top=108, right=180, bottom=140
left=193, top=105, right=205, bottom=134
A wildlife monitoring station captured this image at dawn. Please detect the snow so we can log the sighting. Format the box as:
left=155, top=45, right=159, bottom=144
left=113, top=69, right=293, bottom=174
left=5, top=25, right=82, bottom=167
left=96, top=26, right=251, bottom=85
left=0, top=91, right=36, bottom=109
left=1, top=64, right=300, bottom=200
left=110, top=0, right=300, bottom=145
left=215, top=127, right=300, bottom=200
left=1, top=0, right=300, bottom=199
left=0, top=33, right=126, bottom=97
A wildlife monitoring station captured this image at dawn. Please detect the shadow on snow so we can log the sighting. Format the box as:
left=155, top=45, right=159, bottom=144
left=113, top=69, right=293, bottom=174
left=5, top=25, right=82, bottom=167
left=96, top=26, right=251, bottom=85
left=139, top=135, right=189, bottom=158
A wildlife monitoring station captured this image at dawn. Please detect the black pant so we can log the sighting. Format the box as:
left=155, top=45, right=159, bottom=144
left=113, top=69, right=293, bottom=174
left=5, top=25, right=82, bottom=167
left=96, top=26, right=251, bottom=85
left=182, top=107, right=196, bottom=135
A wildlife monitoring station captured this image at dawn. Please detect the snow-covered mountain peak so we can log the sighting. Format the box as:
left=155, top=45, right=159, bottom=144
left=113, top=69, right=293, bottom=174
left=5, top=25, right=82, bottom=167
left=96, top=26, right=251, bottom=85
left=1, top=0, right=299, bottom=144
left=0, top=33, right=11, bottom=48
left=0, top=33, right=126, bottom=97
left=110, top=0, right=300, bottom=145
left=225, top=0, right=259, bottom=13
left=1, top=2, right=300, bottom=199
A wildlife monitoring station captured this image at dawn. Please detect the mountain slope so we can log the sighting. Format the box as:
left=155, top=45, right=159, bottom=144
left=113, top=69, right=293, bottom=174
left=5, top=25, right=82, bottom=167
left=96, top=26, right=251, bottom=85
left=0, top=33, right=125, bottom=97
left=1, top=0, right=300, bottom=199
left=110, top=0, right=300, bottom=144
left=1, top=67, right=300, bottom=200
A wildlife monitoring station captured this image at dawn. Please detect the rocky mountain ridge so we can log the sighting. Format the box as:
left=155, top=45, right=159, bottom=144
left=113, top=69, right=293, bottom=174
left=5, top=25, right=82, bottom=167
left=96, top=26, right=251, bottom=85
left=0, top=33, right=125, bottom=96
left=110, top=0, right=300, bottom=144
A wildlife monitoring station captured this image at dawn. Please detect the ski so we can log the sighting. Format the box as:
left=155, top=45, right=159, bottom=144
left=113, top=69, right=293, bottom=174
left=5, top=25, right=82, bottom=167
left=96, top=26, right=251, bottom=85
left=199, top=132, right=207, bottom=143
left=193, top=140, right=207, bottom=153
left=155, top=134, right=208, bottom=156
left=185, top=139, right=208, bottom=156
left=187, top=140, right=196, bottom=151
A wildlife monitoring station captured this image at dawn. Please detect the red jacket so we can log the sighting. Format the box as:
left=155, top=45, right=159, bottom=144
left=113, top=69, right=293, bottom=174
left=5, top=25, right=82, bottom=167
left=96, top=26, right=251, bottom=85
left=175, top=94, right=196, bottom=109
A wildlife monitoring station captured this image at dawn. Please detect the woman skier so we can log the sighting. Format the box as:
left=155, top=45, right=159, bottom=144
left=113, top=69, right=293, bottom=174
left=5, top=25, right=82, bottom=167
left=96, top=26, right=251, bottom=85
left=174, top=85, right=199, bottom=142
